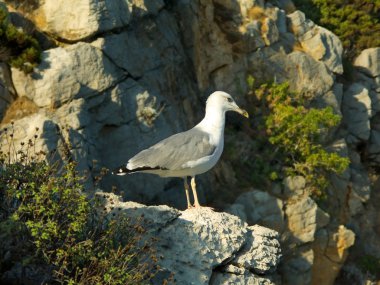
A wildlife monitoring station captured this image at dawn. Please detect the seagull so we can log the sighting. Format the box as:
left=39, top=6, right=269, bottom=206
left=113, top=91, right=249, bottom=208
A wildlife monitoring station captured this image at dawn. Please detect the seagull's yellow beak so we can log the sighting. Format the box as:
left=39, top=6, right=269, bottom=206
left=235, top=107, right=249, bottom=118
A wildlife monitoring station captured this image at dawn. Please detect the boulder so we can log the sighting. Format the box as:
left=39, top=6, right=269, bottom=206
left=311, top=226, right=355, bottom=285
left=342, top=83, right=372, bottom=143
left=285, top=196, right=317, bottom=244
left=96, top=192, right=282, bottom=285
left=354, top=48, right=380, bottom=77
left=32, top=0, right=164, bottom=41
left=299, top=26, right=343, bottom=74
left=229, top=190, right=284, bottom=232
left=11, top=42, right=125, bottom=108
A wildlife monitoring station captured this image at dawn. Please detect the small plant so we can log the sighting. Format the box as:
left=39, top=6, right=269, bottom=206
left=246, top=76, right=349, bottom=197
left=0, top=125, right=155, bottom=284
left=0, top=5, right=41, bottom=73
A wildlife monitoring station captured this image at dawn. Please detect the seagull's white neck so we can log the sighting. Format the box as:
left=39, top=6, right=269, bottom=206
left=196, top=104, right=226, bottom=137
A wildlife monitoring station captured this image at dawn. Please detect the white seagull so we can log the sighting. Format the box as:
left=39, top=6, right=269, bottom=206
left=113, top=91, right=249, bottom=208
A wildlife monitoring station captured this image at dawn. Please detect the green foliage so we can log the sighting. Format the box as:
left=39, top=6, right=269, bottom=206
left=292, top=0, right=380, bottom=59
left=0, top=5, right=41, bottom=73
left=247, top=77, right=349, bottom=197
left=0, top=127, right=154, bottom=284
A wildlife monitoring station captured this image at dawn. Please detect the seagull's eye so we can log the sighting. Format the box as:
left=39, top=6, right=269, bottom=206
left=227, top=97, right=233, bottom=103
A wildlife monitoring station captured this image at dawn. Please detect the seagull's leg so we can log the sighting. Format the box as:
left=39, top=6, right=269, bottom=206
left=183, top=177, right=192, bottom=209
left=190, top=176, right=201, bottom=208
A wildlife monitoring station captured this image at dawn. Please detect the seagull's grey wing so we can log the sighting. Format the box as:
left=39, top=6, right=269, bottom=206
left=127, top=129, right=216, bottom=171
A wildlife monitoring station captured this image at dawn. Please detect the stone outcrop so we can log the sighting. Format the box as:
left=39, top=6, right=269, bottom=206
left=96, top=192, right=282, bottom=285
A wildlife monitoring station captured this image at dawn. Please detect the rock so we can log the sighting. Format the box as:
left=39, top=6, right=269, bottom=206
left=0, top=113, right=59, bottom=161
left=285, top=51, right=335, bottom=97
left=94, top=11, right=184, bottom=78
left=285, top=196, right=317, bottom=244
left=287, top=10, right=315, bottom=37
left=283, top=176, right=306, bottom=198
left=11, top=42, right=125, bottom=108
left=211, top=271, right=277, bottom=285
left=312, top=226, right=355, bottom=285
left=96, top=192, right=282, bottom=285
left=32, top=0, right=164, bottom=41
left=262, top=18, right=280, bottom=46
left=354, top=48, right=380, bottom=77
left=0, top=63, right=15, bottom=122
left=281, top=247, right=314, bottom=285
left=232, top=190, right=284, bottom=232
left=316, top=207, right=330, bottom=229
left=299, top=26, right=343, bottom=74
left=342, top=83, right=372, bottom=143
left=232, top=225, right=282, bottom=274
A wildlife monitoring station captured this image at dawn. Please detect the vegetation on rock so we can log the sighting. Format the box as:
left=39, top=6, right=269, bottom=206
left=0, top=5, right=41, bottom=73
left=292, top=0, right=380, bottom=60
left=0, top=125, right=155, bottom=284
left=245, top=77, right=350, bottom=197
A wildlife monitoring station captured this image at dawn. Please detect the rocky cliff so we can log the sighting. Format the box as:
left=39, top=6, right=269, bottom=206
left=1, top=0, right=380, bottom=284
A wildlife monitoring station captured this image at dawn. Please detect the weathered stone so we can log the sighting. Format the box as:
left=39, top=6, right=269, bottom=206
left=233, top=225, right=282, bottom=274
left=32, top=0, right=164, bottom=41
left=299, top=26, right=343, bottom=74
left=211, top=272, right=277, bottom=285
left=96, top=192, right=282, bottom=285
left=354, top=48, right=380, bottom=77
left=262, top=18, right=280, bottom=46
left=316, top=207, right=330, bottom=229
left=233, top=190, right=284, bottom=232
left=287, top=10, right=314, bottom=37
left=0, top=113, right=59, bottom=161
left=11, top=42, right=125, bottom=108
left=282, top=247, right=314, bottom=285
left=285, top=51, right=335, bottom=97
left=283, top=176, right=306, bottom=198
left=312, top=226, right=355, bottom=285
left=285, top=196, right=317, bottom=244
left=342, top=83, right=372, bottom=143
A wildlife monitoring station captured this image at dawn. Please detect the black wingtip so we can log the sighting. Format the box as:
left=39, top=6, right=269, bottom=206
left=112, top=165, right=130, bottom=176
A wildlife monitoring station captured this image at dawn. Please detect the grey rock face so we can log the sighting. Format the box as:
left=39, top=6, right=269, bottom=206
left=354, top=48, right=380, bottom=77
left=229, top=190, right=284, bottom=232
left=11, top=42, right=126, bottom=108
left=342, top=83, right=372, bottom=143
left=35, top=0, right=164, bottom=41
left=96, top=192, right=282, bottom=285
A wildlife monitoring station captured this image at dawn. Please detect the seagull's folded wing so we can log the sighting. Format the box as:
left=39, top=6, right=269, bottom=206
left=127, top=129, right=216, bottom=171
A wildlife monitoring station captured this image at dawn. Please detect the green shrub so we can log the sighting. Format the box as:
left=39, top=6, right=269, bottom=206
left=292, top=0, right=380, bottom=60
left=358, top=254, right=380, bottom=276
left=0, top=126, right=155, bottom=284
left=246, top=77, right=350, bottom=197
left=0, top=5, right=41, bottom=73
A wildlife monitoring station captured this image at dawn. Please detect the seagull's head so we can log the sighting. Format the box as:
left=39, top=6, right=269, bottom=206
left=207, top=91, right=249, bottom=118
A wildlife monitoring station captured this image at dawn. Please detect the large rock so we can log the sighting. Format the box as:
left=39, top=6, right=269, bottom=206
left=228, top=190, right=284, bottom=232
left=285, top=196, right=317, bottom=244
left=96, top=192, right=282, bottom=285
left=311, top=226, right=355, bottom=285
left=342, top=83, right=372, bottom=143
left=11, top=42, right=126, bottom=108
left=32, top=0, right=164, bottom=41
left=354, top=48, right=380, bottom=77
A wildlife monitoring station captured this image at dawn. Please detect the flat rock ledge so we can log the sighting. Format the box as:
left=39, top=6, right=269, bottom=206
left=95, top=192, right=282, bottom=285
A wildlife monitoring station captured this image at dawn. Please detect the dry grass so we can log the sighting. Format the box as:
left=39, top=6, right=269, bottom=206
left=1, top=96, right=38, bottom=124
left=247, top=6, right=266, bottom=22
